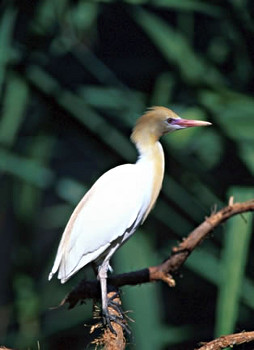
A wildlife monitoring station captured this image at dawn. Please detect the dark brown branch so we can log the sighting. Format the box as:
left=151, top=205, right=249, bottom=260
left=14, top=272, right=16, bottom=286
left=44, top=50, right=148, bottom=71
left=196, top=330, right=254, bottom=350
left=149, top=198, right=254, bottom=284
left=62, top=199, right=254, bottom=308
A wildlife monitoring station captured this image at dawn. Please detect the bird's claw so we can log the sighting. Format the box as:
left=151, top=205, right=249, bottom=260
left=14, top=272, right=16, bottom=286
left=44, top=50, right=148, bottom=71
left=102, top=311, right=131, bottom=335
left=102, top=311, right=117, bottom=335
left=102, top=298, right=131, bottom=335
left=108, top=299, right=124, bottom=318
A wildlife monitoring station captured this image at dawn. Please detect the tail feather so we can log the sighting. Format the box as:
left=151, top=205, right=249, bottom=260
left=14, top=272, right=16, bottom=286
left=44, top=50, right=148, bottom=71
left=57, top=244, right=110, bottom=283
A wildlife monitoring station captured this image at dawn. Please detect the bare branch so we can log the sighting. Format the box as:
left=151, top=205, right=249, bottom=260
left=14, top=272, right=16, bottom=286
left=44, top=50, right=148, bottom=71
left=62, top=199, right=254, bottom=307
left=196, top=330, right=254, bottom=350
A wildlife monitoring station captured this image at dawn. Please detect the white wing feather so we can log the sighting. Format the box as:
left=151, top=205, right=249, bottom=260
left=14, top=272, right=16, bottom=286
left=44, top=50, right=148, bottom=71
left=49, top=162, right=153, bottom=283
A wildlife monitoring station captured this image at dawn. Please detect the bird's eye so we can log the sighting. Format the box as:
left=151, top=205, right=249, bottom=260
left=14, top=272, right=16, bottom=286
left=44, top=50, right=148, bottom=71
left=167, top=118, right=173, bottom=124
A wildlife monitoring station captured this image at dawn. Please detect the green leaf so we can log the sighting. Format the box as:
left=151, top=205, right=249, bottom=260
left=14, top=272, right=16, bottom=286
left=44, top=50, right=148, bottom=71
left=150, top=0, right=222, bottom=17
left=215, top=187, right=254, bottom=337
left=186, top=246, right=254, bottom=309
left=199, top=89, right=254, bottom=174
left=13, top=274, right=40, bottom=348
left=133, top=8, right=224, bottom=86
left=0, top=148, right=54, bottom=188
left=0, top=73, right=29, bottom=146
left=0, top=6, right=17, bottom=96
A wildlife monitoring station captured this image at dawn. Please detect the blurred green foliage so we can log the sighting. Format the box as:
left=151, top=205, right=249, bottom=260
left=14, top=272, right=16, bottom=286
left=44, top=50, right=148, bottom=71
left=0, top=0, right=253, bottom=349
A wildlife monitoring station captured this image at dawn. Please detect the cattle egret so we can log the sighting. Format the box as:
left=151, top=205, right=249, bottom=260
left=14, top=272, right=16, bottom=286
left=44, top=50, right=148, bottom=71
left=49, top=106, right=211, bottom=330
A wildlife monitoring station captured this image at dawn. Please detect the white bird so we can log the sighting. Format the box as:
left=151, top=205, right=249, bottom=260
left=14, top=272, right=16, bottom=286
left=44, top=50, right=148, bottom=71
left=49, top=106, right=211, bottom=328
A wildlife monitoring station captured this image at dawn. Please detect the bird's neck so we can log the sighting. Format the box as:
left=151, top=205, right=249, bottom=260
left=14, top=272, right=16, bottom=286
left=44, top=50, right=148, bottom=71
left=131, top=126, right=164, bottom=161
left=133, top=135, right=165, bottom=221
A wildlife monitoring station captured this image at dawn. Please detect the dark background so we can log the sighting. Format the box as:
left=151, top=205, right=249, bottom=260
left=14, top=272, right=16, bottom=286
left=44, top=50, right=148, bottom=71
left=0, top=0, right=254, bottom=349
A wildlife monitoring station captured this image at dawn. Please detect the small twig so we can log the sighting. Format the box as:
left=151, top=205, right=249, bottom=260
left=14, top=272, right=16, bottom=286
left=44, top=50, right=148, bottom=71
left=228, top=196, right=234, bottom=206
left=210, top=203, right=217, bottom=215
left=240, top=213, right=248, bottom=224
left=196, top=330, right=254, bottom=350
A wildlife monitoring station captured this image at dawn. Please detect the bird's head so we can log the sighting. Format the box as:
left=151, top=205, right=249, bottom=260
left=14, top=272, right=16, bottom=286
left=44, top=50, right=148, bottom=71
left=131, top=106, right=211, bottom=149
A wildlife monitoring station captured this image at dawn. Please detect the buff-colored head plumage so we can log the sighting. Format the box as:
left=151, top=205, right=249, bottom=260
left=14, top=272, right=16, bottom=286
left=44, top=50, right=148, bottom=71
left=131, top=107, right=180, bottom=147
left=131, top=106, right=211, bottom=152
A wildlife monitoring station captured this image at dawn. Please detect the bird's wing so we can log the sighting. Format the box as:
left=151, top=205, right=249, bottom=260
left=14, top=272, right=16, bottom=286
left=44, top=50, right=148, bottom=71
left=49, top=163, right=152, bottom=282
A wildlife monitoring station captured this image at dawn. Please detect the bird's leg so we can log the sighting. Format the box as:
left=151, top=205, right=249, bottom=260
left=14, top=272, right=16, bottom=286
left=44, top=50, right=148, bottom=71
left=98, top=260, right=128, bottom=335
left=98, top=261, right=109, bottom=322
left=98, top=261, right=116, bottom=334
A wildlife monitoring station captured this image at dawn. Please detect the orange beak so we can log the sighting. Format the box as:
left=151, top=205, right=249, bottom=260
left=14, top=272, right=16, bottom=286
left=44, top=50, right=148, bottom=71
left=172, top=118, right=212, bottom=128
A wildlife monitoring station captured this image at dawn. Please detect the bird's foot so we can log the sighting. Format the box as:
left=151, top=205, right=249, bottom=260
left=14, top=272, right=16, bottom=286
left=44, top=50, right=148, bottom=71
left=107, top=292, right=125, bottom=317
left=102, top=308, right=131, bottom=335
left=108, top=299, right=124, bottom=317
left=102, top=292, right=131, bottom=335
